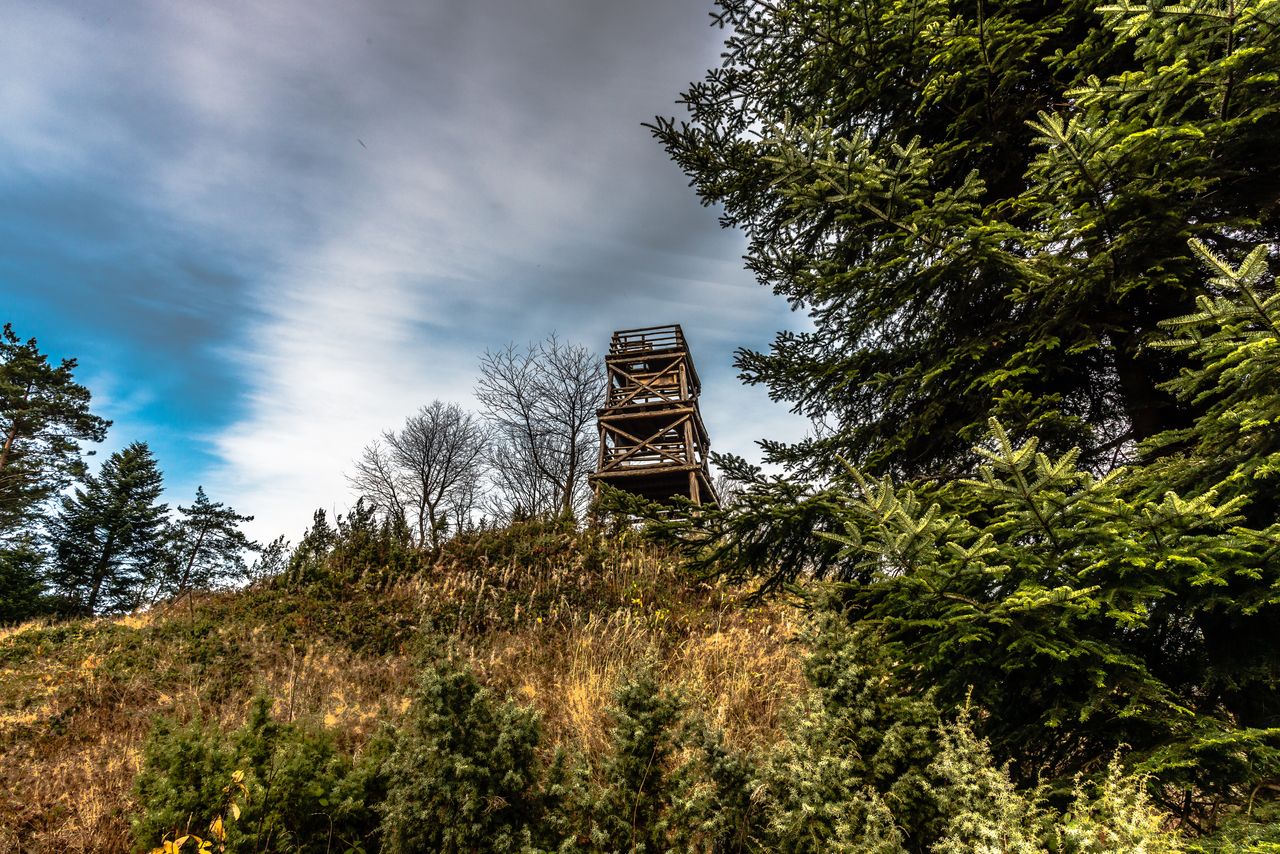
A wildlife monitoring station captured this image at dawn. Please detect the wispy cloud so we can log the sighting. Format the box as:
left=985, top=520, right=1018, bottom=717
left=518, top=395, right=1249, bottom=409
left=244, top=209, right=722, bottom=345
left=2, top=0, right=811, bottom=542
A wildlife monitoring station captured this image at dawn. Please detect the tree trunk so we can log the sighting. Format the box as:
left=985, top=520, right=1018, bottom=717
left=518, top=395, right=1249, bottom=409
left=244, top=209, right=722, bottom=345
left=86, top=531, right=117, bottom=614
left=562, top=451, right=577, bottom=516
left=1112, top=279, right=1199, bottom=452
left=1115, top=353, right=1167, bottom=445
left=0, top=419, right=20, bottom=475
left=0, top=384, right=31, bottom=474
left=178, top=523, right=209, bottom=593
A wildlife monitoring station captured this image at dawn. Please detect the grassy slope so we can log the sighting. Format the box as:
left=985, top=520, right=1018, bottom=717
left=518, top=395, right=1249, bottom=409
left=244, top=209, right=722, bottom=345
left=0, top=522, right=801, bottom=853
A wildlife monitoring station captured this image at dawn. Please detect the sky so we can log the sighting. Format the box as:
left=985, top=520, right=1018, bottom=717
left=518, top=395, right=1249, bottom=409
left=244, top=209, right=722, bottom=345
left=1, top=0, right=811, bottom=543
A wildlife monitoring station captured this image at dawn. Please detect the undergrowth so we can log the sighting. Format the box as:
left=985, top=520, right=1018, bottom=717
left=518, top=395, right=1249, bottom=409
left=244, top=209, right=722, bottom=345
left=0, top=518, right=800, bottom=852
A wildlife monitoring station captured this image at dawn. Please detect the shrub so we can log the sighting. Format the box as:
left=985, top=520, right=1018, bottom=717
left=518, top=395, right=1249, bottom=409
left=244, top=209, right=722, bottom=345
left=757, top=616, right=939, bottom=852
left=1056, top=754, right=1183, bottom=854
left=379, top=648, right=556, bottom=853
left=581, top=676, right=686, bottom=852
left=927, top=708, right=1044, bottom=854
left=284, top=502, right=424, bottom=591
left=132, top=696, right=381, bottom=852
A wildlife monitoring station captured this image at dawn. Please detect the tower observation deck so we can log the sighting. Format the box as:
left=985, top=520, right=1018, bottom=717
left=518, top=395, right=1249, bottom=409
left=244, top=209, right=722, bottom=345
left=591, top=324, right=717, bottom=506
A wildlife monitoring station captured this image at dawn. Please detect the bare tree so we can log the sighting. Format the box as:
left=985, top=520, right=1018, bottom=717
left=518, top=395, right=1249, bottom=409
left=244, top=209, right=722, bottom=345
left=711, top=468, right=742, bottom=508
left=348, top=400, right=488, bottom=548
left=476, top=334, right=604, bottom=519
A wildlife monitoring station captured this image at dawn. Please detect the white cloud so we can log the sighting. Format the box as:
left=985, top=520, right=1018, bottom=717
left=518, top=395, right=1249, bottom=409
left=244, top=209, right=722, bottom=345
left=6, top=0, right=813, bottom=543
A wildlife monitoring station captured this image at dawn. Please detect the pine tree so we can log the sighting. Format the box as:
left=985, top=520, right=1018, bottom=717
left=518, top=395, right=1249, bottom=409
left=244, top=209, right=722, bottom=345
left=156, top=486, right=258, bottom=599
left=1135, top=240, right=1280, bottom=734
left=0, top=538, right=45, bottom=623
left=47, top=442, right=167, bottom=614
left=666, top=241, right=1280, bottom=832
left=0, top=323, right=110, bottom=539
left=1141, top=240, right=1280, bottom=512
left=285, top=508, right=337, bottom=587
left=651, top=0, right=1280, bottom=475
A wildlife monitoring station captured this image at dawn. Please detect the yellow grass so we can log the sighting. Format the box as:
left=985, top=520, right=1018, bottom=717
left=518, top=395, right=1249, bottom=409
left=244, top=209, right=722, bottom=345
left=0, top=527, right=804, bottom=852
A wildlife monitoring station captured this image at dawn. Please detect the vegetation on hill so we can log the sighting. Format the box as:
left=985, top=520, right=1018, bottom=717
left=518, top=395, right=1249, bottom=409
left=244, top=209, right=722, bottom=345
left=4, top=0, right=1279, bottom=850
left=2, top=518, right=1199, bottom=852
left=0, top=519, right=800, bottom=851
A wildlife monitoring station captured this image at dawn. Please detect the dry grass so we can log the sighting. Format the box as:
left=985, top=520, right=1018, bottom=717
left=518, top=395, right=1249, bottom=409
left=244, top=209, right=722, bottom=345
left=0, top=595, right=420, bottom=852
left=0, top=523, right=804, bottom=852
left=468, top=602, right=798, bottom=757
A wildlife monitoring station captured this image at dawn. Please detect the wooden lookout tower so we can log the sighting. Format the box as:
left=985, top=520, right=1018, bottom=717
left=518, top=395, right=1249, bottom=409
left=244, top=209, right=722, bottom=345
left=591, top=324, right=717, bottom=506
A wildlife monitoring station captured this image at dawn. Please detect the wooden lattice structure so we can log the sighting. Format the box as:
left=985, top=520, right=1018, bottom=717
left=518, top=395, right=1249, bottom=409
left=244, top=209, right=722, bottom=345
left=591, top=325, right=717, bottom=506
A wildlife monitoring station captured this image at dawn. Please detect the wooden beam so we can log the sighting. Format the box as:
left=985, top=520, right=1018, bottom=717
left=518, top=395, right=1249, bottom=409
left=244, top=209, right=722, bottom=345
left=608, top=363, right=683, bottom=408
left=594, top=324, right=716, bottom=506
left=599, top=416, right=692, bottom=469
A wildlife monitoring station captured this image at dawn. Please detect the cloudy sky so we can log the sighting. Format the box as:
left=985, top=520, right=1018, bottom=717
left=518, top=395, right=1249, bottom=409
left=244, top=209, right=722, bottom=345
left=1, top=0, right=810, bottom=542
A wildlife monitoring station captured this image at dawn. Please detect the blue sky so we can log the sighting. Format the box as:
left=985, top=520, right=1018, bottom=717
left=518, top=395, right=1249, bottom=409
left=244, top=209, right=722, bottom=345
left=1, top=0, right=810, bottom=542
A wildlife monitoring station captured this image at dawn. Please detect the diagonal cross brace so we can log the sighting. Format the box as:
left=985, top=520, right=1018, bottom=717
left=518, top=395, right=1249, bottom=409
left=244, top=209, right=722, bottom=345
left=609, top=362, right=682, bottom=408
left=600, top=416, right=691, bottom=469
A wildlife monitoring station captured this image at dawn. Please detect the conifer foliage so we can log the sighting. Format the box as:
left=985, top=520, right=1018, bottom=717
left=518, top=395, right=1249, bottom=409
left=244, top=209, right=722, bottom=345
left=132, top=696, right=382, bottom=853
left=660, top=240, right=1280, bottom=835
left=1143, top=239, right=1280, bottom=508
left=46, top=442, right=167, bottom=615
left=0, top=323, right=109, bottom=540
left=653, top=0, right=1280, bottom=821
left=651, top=0, right=1280, bottom=474
left=157, top=487, right=259, bottom=599
left=379, top=649, right=553, bottom=853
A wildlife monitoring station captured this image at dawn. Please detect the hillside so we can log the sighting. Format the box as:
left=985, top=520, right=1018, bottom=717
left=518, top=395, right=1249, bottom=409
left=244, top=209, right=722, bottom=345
left=0, top=519, right=800, bottom=852
left=6, top=511, right=1271, bottom=852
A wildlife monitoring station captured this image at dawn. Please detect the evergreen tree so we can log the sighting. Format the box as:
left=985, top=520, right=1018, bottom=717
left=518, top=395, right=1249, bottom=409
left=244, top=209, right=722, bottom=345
left=156, top=486, right=259, bottom=598
left=380, top=649, right=553, bottom=853
left=133, top=696, right=383, bottom=852
left=0, top=322, right=109, bottom=539
left=0, top=538, right=45, bottom=623
left=658, top=240, right=1280, bottom=833
left=284, top=508, right=337, bottom=587
left=588, top=677, right=685, bottom=851
left=817, top=417, right=1280, bottom=800
left=246, top=534, right=290, bottom=584
left=1134, top=240, right=1280, bottom=734
left=47, top=441, right=167, bottom=614
left=758, top=617, right=938, bottom=852
left=1140, top=240, right=1280, bottom=513
left=652, top=0, right=1280, bottom=475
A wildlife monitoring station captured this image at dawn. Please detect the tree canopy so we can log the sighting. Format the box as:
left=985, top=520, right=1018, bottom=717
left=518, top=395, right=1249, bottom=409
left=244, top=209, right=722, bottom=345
left=477, top=335, right=604, bottom=518
left=644, top=1, right=1280, bottom=831
left=350, top=401, right=489, bottom=548
left=157, top=486, right=260, bottom=599
left=651, top=0, right=1280, bottom=475
left=639, top=238, right=1280, bottom=832
left=46, top=441, right=167, bottom=615
left=0, top=323, right=109, bottom=540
